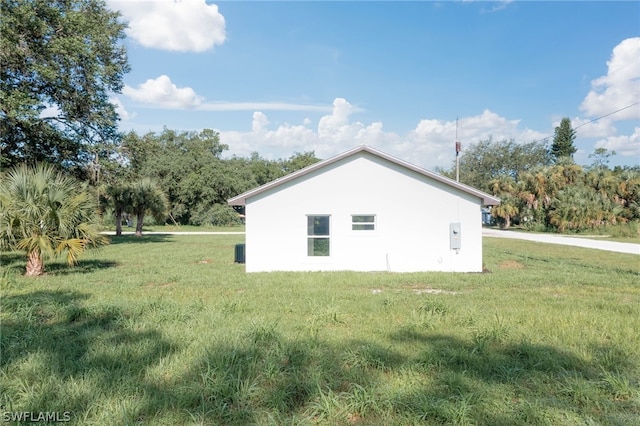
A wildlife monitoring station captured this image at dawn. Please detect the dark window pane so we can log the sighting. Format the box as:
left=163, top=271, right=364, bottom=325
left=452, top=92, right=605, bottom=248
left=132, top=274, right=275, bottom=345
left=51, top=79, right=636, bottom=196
left=352, top=215, right=375, bottom=223
left=308, top=238, right=330, bottom=256
left=308, top=215, right=330, bottom=236
left=352, top=224, right=375, bottom=230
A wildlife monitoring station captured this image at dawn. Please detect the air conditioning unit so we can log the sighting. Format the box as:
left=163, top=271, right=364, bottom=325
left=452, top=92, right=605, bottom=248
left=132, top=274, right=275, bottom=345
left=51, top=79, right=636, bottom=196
left=234, top=243, right=246, bottom=263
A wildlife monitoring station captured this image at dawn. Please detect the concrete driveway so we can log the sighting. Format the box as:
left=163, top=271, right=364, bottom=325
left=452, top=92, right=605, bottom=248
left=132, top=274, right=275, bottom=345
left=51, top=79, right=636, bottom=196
left=483, top=228, right=640, bottom=255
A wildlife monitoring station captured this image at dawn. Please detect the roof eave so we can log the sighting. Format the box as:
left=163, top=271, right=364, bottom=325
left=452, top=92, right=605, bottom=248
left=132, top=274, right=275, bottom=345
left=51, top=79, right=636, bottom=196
left=482, top=196, right=501, bottom=206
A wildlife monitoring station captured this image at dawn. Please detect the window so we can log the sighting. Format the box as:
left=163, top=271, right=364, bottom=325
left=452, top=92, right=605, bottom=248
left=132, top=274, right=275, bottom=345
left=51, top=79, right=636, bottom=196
left=307, top=215, right=330, bottom=256
left=352, top=215, right=375, bottom=231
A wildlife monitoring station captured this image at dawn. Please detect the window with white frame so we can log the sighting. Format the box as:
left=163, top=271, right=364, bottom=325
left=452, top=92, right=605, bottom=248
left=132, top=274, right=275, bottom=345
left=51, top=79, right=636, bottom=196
left=307, top=215, right=330, bottom=256
left=352, top=215, right=375, bottom=231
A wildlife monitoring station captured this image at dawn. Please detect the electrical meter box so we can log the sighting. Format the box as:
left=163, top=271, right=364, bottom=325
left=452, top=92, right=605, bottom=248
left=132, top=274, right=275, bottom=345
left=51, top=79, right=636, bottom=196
left=450, top=223, right=461, bottom=250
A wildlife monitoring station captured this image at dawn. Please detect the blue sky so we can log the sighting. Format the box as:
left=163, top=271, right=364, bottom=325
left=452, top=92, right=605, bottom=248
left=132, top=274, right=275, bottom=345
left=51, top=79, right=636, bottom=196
left=108, top=1, right=640, bottom=170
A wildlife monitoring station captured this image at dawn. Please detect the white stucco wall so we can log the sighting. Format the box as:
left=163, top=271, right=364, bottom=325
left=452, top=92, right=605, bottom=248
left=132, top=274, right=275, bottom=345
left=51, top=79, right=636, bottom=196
left=244, top=151, right=484, bottom=272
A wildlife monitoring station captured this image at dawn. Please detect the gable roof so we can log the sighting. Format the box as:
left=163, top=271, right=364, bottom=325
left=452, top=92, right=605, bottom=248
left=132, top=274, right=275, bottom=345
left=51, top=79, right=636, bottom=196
left=228, top=145, right=501, bottom=206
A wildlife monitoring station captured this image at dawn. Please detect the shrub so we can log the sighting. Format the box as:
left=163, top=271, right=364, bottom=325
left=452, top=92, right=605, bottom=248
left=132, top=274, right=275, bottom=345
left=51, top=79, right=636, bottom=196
left=190, top=204, right=243, bottom=226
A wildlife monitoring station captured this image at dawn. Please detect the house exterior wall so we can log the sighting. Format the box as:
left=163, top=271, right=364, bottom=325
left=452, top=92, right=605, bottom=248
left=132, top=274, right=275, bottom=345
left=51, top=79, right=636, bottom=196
left=244, top=151, right=484, bottom=273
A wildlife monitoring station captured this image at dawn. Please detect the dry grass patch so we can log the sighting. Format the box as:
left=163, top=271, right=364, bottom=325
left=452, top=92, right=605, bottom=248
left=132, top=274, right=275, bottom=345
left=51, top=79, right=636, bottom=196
left=499, top=259, right=525, bottom=270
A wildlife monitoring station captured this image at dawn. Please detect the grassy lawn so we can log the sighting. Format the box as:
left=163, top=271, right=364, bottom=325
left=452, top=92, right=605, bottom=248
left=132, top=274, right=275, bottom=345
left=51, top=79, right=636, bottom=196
left=105, top=224, right=246, bottom=233
left=1, top=235, right=638, bottom=425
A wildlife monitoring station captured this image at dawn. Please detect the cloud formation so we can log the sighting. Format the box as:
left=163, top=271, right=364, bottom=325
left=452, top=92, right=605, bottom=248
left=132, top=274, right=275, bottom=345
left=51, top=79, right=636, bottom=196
left=110, top=97, right=134, bottom=121
left=580, top=37, right=640, bottom=121
left=574, top=37, right=640, bottom=159
left=595, top=127, right=640, bottom=158
left=122, top=75, right=333, bottom=112
left=111, top=0, right=226, bottom=52
left=571, top=116, right=616, bottom=139
left=220, top=99, right=546, bottom=170
left=123, top=75, right=203, bottom=108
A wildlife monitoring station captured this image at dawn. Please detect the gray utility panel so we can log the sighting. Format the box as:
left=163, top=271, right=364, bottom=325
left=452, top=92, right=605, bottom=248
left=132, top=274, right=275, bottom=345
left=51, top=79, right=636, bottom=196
left=450, top=223, right=461, bottom=250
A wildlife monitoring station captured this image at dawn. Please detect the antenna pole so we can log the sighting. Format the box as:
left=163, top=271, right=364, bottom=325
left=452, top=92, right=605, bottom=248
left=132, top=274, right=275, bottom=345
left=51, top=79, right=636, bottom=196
left=455, top=117, right=461, bottom=182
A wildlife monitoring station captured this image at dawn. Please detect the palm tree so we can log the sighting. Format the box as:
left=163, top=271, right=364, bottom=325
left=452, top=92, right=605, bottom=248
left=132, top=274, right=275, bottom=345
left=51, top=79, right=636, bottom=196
left=615, top=169, right=640, bottom=221
left=585, top=168, right=617, bottom=199
left=548, top=184, right=620, bottom=232
left=491, top=195, right=519, bottom=229
left=129, top=178, right=168, bottom=237
left=0, top=163, right=108, bottom=276
left=487, top=176, right=521, bottom=228
left=103, top=183, right=133, bottom=236
left=488, top=175, right=518, bottom=197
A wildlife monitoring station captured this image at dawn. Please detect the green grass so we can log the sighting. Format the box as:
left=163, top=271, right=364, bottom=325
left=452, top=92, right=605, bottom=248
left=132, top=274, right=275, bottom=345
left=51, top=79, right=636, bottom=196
left=1, top=236, right=639, bottom=425
left=105, top=224, right=245, bottom=233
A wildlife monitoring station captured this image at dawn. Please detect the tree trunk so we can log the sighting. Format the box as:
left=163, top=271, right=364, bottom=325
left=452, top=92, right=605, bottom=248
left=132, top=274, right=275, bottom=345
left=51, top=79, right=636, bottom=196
left=115, top=210, right=123, bottom=236
left=26, top=250, right=44, bottom=276
left=135, top=212, right=144, bottom=237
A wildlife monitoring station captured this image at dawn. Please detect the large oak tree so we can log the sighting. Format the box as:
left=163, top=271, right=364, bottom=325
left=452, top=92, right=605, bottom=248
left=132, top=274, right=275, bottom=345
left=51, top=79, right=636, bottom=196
left=1, top=0, right=130, bottom=172
left=438, top=137, right=552, bottom=192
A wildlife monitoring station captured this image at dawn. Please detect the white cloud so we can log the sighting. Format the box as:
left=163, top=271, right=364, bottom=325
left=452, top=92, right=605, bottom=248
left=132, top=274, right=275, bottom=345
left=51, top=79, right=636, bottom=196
left=398, top=110, right=545, bottom=168
left=110, top=0, right=226, bottom=52
left=411, top=110, right=526, bottom=146
left=123, top=75, right=203, bottom=108
left=251, top=112, right=270, bottom=133
left=122, top=74, right=333, bottom=111
left=463, top=0, right=514, bottom=13
left=488, top=1, right=514, bottom=13
left=110, top=97, right=135, bottom=121
left=221, top=99, right=547, bottom=170
left=580, top=37, right=640, bottom=121
left=574, top=38, right=640, bottom=161
left=595, top=127, right=640, bottom=158
left=571, top=116, right=616, bottom=139
left=222, top=120, right=317, bottom=159
left=317, top=98, right=357, bottom=137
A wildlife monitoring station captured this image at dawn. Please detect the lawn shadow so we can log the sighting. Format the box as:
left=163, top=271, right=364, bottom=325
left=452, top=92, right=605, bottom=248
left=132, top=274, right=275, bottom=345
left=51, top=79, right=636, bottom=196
left=0, top=252, right=25, bottom=276
left=3, top=290, right=635, bottom=424
left=107, top=234, right=173, bottom=245
left=2, top=250, right=119, bottom=276
left=135, top=325, right=637, bottom=424
left=45, top=259, right=118, bottom=275
left=139, top=326, right=396, bottom=424
left=0, top=251, right=24, bottom=266
left=0, top=289, right=179, bottom=423
left=388, top=331, right=638, bottom=424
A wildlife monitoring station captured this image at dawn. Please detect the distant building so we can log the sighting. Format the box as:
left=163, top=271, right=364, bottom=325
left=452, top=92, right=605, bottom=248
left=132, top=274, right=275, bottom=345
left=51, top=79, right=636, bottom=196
left=482, top=208, right=494, bottom=225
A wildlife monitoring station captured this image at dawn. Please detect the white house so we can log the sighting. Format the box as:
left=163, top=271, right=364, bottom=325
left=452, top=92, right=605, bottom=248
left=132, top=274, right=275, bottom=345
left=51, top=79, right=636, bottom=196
left=228, top=145, right=500, bottom=273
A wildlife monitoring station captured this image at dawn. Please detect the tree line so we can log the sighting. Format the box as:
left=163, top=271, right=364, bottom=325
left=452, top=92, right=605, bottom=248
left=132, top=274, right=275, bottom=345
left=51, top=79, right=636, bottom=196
left=101, top=128, right=319, bottom=232
left=438, top=120, right=639, bottom=231
left=0, top=127, right=319, bottom=275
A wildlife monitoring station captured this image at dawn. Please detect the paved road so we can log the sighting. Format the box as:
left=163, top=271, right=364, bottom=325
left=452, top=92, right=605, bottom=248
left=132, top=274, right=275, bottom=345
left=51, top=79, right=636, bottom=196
left=482, top=228, right=640, bottom=255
